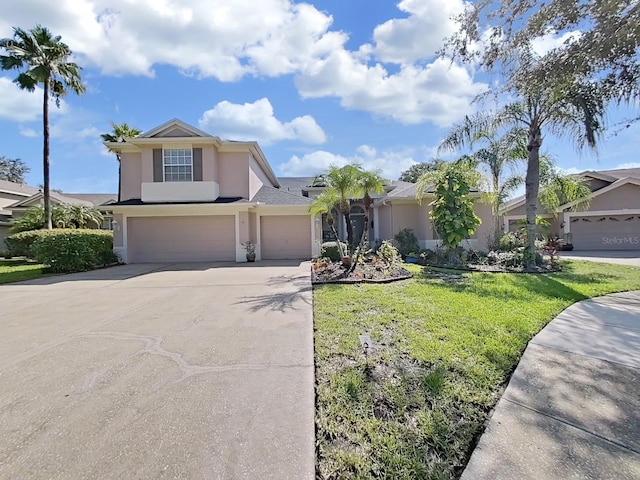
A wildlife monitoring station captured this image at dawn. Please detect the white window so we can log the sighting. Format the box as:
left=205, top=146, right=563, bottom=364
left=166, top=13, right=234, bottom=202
left=101, top=217, right=113, bottom=230
left=163, top=148, right=192, bottom=182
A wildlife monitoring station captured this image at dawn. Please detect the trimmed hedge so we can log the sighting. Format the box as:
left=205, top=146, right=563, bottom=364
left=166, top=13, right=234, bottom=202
left=5, top=230, right=49, bottom=257
left=27, top=229, right=118, bottom=273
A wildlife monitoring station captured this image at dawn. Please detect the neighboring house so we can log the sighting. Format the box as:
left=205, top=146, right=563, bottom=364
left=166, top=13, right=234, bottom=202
left=501, top=168, right=640, bottom=251
left=1, top=185, right=117, bottom=247
left=106, top=118, right=495, bottom=263
left=0, top=179, right=41, bottom=247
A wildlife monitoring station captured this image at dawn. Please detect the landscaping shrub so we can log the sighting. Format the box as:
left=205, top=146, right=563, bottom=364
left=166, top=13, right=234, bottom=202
left=321, top=241, right=347, bottom=262
left=31, top=229, right=117, bottom=273
left=5, top=230, right=49, bottom=257
left=377, top=240, right=402, bottom=266
left=394, top=228, right=420, bottom=258
left=497, top=231, right=526, bottom=251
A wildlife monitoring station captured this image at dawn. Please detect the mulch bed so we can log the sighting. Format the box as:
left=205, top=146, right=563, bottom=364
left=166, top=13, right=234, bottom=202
left=311, top=260, right=412, bottom=285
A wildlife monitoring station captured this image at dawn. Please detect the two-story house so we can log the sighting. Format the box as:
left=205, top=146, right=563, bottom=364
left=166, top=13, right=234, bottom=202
left=107, top=119, right=318, bottom=263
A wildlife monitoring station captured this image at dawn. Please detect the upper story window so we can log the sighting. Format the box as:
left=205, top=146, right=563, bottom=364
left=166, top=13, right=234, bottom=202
left=163, top=148, right=192, bottom=182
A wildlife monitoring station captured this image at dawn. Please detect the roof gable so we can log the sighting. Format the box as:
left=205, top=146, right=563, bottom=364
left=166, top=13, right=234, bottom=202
left=139, top=119, right=214, bottom=139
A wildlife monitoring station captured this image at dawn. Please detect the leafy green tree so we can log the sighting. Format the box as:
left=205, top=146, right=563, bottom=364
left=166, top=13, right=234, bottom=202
left=399, top=159, right=446, bottom=183
left=356, top=169, right=385, bottom=246
left=1, top=25, right=85, bottom=229
left=416, top=158, right=481, bottom=262
left=538, top=159, right=592, bottom=214
left=9, top=204, right=103, bottom=233
left=445, top=0, right=640, bottom=111
left=0, top=157, right=30, bottom=183
left=441, top=121, right=527, bottom=236
left=101, top=121, right=142, bottom=202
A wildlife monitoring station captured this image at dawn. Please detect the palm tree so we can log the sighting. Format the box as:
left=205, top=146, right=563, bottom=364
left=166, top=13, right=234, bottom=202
left=309, top=189, right=344, bottom=257
left=101, top=122, right=141, bottom=202
left=1, top=25, right=85, bottom=229
left=538, top=158, right=592, bottom=214
left=438, top=83, right=604, bottom=269
left=356, top=169, right=385, bottom=246
left=311, top=164, right=363, bottom=250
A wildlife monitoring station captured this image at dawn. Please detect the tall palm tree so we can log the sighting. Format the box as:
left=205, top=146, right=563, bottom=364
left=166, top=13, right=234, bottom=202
left=1, top=25, right=85, bottom=229
left=101, top=121, right=142, bottom=202
left=439, top=84, right=604, bottom=269
left=312, top=164, right=363, bottom=250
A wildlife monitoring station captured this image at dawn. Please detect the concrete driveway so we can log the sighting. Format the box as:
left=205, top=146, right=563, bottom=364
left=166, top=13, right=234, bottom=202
left=0, top=262, right=314, bottom=479
left=559, top=250, right=640, bottom=266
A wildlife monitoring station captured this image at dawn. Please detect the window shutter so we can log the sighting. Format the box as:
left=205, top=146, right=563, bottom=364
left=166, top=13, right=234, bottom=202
left=193, top=148, right=203, bottom=181
left=153, top=149, right=163, bottom=182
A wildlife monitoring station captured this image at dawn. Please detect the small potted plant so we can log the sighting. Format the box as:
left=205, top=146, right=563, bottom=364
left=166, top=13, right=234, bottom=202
left=561, top=232, right=574, bottom=251
left=404, top=252, right=419, bottom=264
left=242, top=241, right=256, bottom=262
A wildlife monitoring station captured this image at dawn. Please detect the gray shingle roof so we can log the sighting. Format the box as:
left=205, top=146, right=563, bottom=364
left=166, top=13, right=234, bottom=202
left=252, top=185, right=312, bottom=205
left=584, top=167, right=640, bottom=180
left=0, top=179, right=40, bottom=196
left=63, top=193, right=117, bottom=206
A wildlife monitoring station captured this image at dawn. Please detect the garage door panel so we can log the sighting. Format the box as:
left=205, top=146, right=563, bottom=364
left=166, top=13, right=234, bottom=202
left=261, top=216, right=311, bottom=260
left=128, top=216, right=235, bottom=262
left=571, top=215, right=640, bottom=251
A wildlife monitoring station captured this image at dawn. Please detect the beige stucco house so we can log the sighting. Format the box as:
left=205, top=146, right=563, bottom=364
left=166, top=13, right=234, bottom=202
left=104, top=119, right=496, bottom=263
left=501, top=168, right=640, bottom=251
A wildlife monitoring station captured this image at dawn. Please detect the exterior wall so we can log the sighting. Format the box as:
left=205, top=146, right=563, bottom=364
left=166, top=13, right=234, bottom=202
left=121, top=152, right=143, bottom=201
left=112, top=213, right=124, bottom=248
left=202, top=145, right=218, bottom=182
left=376, top=204, right=392, bottom=242
left=249, top=212, right=257, bottom=243
left=238, top=211, right=250, bottom=244
left=473, top=201, right=494, bottom=250
left=587, top=183, right=640, bottom=210
left=248, top=155, right=273, bottom=200
left=141, top=147, right=156, bottom=183
left=218, top=152, right=249, bottom=198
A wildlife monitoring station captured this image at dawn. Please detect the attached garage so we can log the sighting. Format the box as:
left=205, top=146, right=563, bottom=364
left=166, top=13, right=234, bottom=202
left=570, top=215, right=640, bottom=251
left=261, top=215, right=311, bottom=260
left=128, top=216, right=236, bottom=262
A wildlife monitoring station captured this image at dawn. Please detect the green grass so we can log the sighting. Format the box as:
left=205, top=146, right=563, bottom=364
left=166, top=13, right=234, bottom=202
left=0, top=259, right=49, bottom=284
left=314, top=261, right=640, bottom=479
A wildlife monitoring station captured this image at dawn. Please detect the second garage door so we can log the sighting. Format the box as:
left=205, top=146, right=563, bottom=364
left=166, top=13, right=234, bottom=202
left=570, top=215, right=640, bottom=250
left=261, top=216, right=311, bottom=260
left=128, top=216, right=236, bottom=262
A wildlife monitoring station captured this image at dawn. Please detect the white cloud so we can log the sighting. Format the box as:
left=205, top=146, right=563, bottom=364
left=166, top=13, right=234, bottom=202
left=0, top=77, right=69, bottom=122
left=296, top=54, right=487, bottom=126
left=0, top=0, right=344, bottom=81
left=199, top=98, right=326, bottom=145
left=369, top=0, right=465, bottom=64
left=278, top=145, right=420, bottom=180
left=531, top=31, right=582, bottom=57
left=19, top=126, right=38, bottom=137
left=0, top=78, right=45, bottom=122
left=613, top=162, right=640, bottom=170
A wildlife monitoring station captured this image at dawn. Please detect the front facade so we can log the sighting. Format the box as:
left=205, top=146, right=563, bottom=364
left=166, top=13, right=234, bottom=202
left=501, top=168, right=640, bottom=251
left=107, top=119, right=317, bottom=263
left=106, top=119, right=497, bottom=264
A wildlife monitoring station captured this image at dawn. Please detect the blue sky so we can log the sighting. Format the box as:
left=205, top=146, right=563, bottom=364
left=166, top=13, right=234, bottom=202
left=1, top=0, right=638, bottom=193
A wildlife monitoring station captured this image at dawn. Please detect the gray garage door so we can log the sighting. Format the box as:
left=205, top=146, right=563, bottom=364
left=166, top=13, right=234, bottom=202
left=570, top=215, right=640, bottom=250
left=128, top=216, right=236, bottom=262
left=261, top=216, right=311, bottom=260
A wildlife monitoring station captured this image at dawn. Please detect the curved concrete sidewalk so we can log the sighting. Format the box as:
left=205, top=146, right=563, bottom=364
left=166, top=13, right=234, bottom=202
left=462, top=291, right=640, bottom=480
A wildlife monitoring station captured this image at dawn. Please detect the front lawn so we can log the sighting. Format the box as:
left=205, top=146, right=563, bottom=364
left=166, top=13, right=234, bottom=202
left=0, top=259, right=49, bottom=284
left=314, top=261, right=640, bottom=479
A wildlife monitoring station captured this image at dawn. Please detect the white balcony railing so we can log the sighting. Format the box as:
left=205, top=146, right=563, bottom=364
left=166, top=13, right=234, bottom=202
left=141, top=181, right=220, bottom=203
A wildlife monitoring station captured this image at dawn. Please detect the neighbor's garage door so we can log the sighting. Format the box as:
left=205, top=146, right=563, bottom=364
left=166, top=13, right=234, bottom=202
left=261, top=216, right=311, bottom=260
left=570, top=215, right=640, bottom=251
left=128, top=216, right=236, bottom=262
